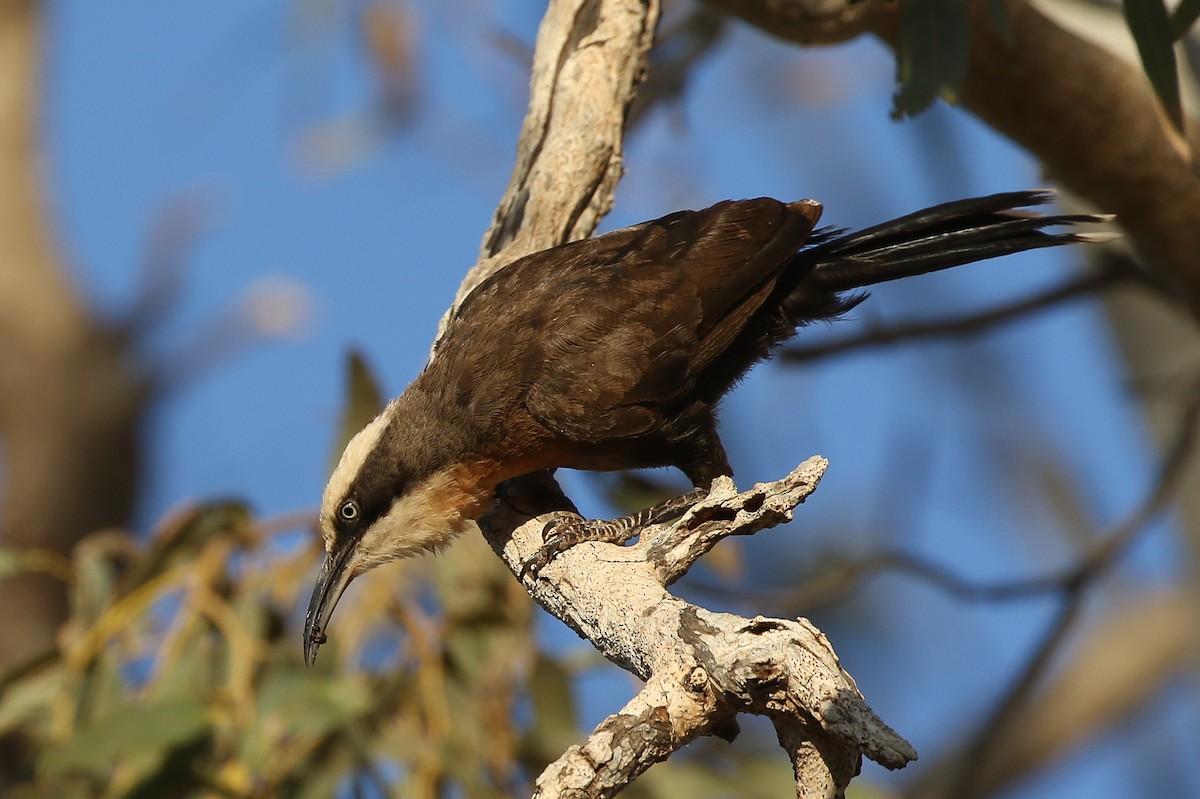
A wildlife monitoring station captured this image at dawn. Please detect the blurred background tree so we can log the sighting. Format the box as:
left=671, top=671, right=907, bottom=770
left=0, top=0, right=1198, bottom=797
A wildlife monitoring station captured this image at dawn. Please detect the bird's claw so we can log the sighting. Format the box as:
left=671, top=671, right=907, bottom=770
left=519, top=516, right=583, bottom=580
left=519, top=515, right=629, bottom=580
left=517, top=491, right=705, bottom=581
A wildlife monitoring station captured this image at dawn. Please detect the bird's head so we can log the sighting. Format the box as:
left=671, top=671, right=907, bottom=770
left=303, top=397, right=492, bottom=666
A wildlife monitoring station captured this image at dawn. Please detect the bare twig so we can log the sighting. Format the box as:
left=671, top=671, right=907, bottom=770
left=951, top=590, right=1086, bottom=799
left=644, top=458, right=828, bottom=584
left=124, top=191, right=215, bottom=336
left=674, top=382, right=1200, bottom=796
left=782, top=262, right=1129, bottom=363
left=913, top=590, right=1196, bottom=798
left=910, top=382, right=1200, bottom=798
left=773, top=715, right=862, bottom=799
left=706, top=378, right=1200, bottom=618
left=627, top=7, right=727, bottom=127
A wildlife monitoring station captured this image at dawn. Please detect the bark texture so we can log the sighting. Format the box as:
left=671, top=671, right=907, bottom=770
left=484, top=463, right=917, bottom=798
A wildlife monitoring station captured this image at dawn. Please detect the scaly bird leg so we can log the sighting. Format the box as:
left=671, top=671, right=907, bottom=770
left=519, top=487, right=709, bottom=579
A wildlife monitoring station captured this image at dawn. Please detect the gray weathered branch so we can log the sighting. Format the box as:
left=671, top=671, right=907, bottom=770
left=434, top=0, right=661, bottom=350
left=644, top=459, right=828, bottom=585
left=480, top=461, right=916, bottom=798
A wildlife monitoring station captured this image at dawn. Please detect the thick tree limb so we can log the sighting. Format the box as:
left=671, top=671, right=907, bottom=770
left=479, top=461, right=916, bottom=797
left=950, top=0, right=1200, bottom=312
left=443, top=0, right=660, bottom=325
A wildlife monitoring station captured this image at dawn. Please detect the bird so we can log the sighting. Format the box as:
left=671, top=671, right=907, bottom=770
left=303, top=190, right=1111, bottom=665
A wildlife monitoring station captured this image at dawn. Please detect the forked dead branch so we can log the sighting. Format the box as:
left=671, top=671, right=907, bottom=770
left=479, top=458, right=918, bottom=797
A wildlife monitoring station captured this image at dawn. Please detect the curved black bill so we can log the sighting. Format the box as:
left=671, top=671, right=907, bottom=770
left=303, top=543, right=356, bottom=666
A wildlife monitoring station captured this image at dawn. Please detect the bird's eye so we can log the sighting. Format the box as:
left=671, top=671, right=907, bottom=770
left=338, top=500, right=360, bottom=522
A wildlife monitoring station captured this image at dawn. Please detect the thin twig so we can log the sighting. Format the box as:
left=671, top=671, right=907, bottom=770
left=627, top=7, right=726, bottom=127
left=124, top=190, right=215, bottom=336
left=951, top=589, right=1086, bottom=799
left=781, top=266, right=1128, bottom=363
left=692, top=378, right=1200, bottom=619
left=946, top=382, right=1200, bottom=798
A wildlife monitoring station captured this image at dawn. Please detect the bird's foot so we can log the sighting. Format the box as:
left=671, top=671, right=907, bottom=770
left=519, top=487, right=708, bottom=579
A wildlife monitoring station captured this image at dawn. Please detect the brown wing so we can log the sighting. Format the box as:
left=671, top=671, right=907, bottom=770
left=435, top=198, right=821, bottom=443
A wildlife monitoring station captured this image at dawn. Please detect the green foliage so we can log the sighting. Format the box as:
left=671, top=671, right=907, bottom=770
left=41, top=698, right=210, bottom=783
left=0, top=495, right=907, bottom=798
left=0, top=548, right=24, bottom=580
left=893, top=0, right=971, bottom=117
left=891, top=0, right=1190, bottom=131
left=331, top=349, right=386, bottom=469
left=1124, top=0, right=1184, bottom=129
left=0, top=498, right=536, bottom=798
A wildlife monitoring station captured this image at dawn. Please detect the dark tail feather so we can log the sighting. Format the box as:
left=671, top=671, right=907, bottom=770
left=797, top=190, right=1114, bottom=295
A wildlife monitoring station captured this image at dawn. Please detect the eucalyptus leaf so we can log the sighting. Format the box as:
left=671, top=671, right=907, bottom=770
left=523, top=656, right=580, bottom=758
left=144, top=619, right=216, bottom=703
left=124, top=500, right=251, bottom=589
left=0, top=662, right=62, bottom=735
left=73, top=651, right=129, bottom=733
left=1124, top=0, right=1184, bottom=129
left=0, top=548, right=22, bottom=579
left=289, top=748, right=361, bottom=799
left=121, top=736, right=212, bottom=799
left=893, top=0, right=970, bottom=117
left=243, top=668, right=373, bottom=785
left=70, top=539, right=124, bottom=627
left=41, top=697, right=209, bottom=778
left=986, top=0, right=1014, bottom=45
left=257, top=666, right=372, bottom=736
left=331, top=349, right=386, bottom=468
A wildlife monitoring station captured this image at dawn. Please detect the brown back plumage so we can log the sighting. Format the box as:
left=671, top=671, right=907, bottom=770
left=415, top=191, right=1106, bottom=486
left=419, top=198, right=823, bottom=483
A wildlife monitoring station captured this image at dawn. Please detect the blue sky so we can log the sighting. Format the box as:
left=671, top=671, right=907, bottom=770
left=39, top=1, right=1198, bottom=796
